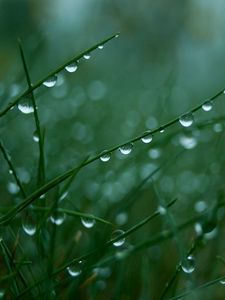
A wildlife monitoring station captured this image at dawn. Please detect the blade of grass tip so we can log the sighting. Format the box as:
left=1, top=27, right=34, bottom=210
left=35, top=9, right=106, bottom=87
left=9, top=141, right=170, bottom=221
left=17, top=39, right=45, bottom=187
left=16, top=198, right=177, bottom=298
left=0, top=32, right=120, bottom=118
left=0, top=141, right=26, bottom=198
left=169, top=275, right=225, bottom=300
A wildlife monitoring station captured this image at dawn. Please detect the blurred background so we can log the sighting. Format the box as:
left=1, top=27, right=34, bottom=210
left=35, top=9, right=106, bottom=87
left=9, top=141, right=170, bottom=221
left=1, top=0, right=225, bottom=299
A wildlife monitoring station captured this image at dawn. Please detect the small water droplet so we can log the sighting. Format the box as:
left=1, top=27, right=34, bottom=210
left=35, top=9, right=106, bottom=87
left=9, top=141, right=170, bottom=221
left=33, top=130, right=39, bottom=142
left=67, top=261, right=83, bottom=277
left=141, top=131, right=153, bottom=144
left=202, top=100, right=213, bottom=112
left=7, top=182, right=19, bottom=194
left=111, top=229, right=125, bottom=247
left=179, top=113, right=194, bottom=127
left=98, top=45, right=104, bottom=50
left=115, top=34, right=120, bottom=38
left=43, top=75, right=57, bottom=88
left=59, top=191, right=68, bottom=202
left=18, top=101, right=34, bottom=114
left=213, top=123, right=223, bottom=133
left=81, top=217, right=96, bottom=229
left=0, top=289, right=5, bottom=299
left=22, top=218, right=36, bottom=236
left=181, top=255, right=195, bottom=274
left=158, top=205, right=167, bottom=215
left=83, top=53, right=91, bottom=60
left=50, top=212, right=65, bottom=226
left=220, top=279, right=225, bottom=285
left=160, top=128, right=165, bottom=133
left=179, top=134, right=197, bottom=149
left=9, top=169, right=13, bottom=174
left=100, top=151, right=111, bottom=162
left=119, top=143, right=133, bottom=155
left=65, top=62, right=78, bottom=73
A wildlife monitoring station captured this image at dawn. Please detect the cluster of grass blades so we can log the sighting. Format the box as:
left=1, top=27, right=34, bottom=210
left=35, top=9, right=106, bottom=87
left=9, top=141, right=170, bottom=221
left=1, top=31, right=225, bottom=299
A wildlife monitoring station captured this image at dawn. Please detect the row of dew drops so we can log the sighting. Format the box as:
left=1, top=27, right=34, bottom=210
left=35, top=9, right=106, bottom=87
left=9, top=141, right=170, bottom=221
left=99, top=97, right=219, bottom=162
left=17, top=36, right=117, bottom=114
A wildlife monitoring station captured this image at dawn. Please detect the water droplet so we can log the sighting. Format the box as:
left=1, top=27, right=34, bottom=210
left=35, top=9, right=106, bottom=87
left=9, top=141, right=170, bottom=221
left=59, top=191, right=68, bottom=202
left=22, top=219, right=36, bottom=236
left=65, top=62, right=78, bottom=73
left=181, top=255, right=195, bottom=274
left=18, top=102, right=34, bottom=114
left=81, top=217, right=96, bottom=229
left=141, top=131, right=153, bottom=144
left=100, top=151, right=111, bottom=162
left=202, top=100, right=213, bottom=112
left=179, top=113, right=194, bottom=127
left=160, top=128, right=165, bottom=133
left=115, top=34, right=120, bottom=38
left=179, top=134, right=197, bottom=149
left=158, top=205, right=167, bottom=215
left=213, top=123, right=223, bottom=133
left=67, top=261, right=82, bottom=277
left=50, top=212, right=65, bottom=226
left=43, top=75, right=57, bottom=88
left=111, top=229, right=125, bottom=247
left=9, top=169, right=13, bottom=174
left=119, top=143, right=133, bottom=155
left=33, top=130, right=39, bottom=142
left=115, top=212, right=128, bottom=226
left=220, top=279, right=225, bottom=285
left=98, top=45, right=104, bottom=50
left=83, top=53, right=91, bottom=60
left=194, top=201, right=207, bottom=213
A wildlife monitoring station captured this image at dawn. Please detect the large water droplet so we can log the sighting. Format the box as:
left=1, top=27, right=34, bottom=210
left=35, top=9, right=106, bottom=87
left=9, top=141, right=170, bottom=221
left=43, top=75, right=57, bottom=88
left=179, top=113, right=194, bottom=127
left=202, top=100, right=213, bottom=112
left=111, top=229, right=125, bottom=247
left=65, top=62, right=78, bottom=73
left=141, top=131, right=153, bottom=144
left=18, top=101, right=34, bottom=114
left=81, top=217, right=96, bottom=229
left=33, top=130, right=39, bottom=142
left=50, top=212, right=65, bottom=226
left=83, top=53, right=91, bottom=60
left=100, top=151, right=111, bottom=162
left=67, top=261, right=82, bottom=277
left=181, top=255, right=195, bottom=274
left=119, top=143, right=133, bottom=155
left=22, top=219, right=36, bottom=236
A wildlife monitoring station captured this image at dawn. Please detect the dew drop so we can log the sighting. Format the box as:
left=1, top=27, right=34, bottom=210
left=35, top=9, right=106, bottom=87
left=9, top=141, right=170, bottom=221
left=43, top=75, right=57, bottom=88
left=179, top=113, right=194, bottom=127
left=9, top=169, right=13, bottom=175
left=220, top=279, right=225, bottom=285
left=115, top=34, right=120, bottom=38
left=158, top=205, right=167, bottom=215
left=83, top=53, right=91, bottom=60
left=141, top=131, right=153, bottom=144
left=50, top=212, right=65, bottom=226
left=33, top=130, right=39, bottom=142
left=111, top=229, right=125, bottom=247
left=0, top=289, right=5, bottom=299
left=7, top=182, right=19, bottom=194
left=22, top=219, right=36, bottom=236
left=179, top=134, right=197, bottom=150
left=100, top=151, right=111, bottom=162
left=98, top=45, right=104, bottom=50
left=65, top=62, right=78, bottom=73
left=119, top=143, right=133, bottom=155
left=202, top=100, right=213, bottom=112
left=81, top=217, right=96, bottom=229
left=67, top=261, right=82, bottom=277
left=18, top=102, right=34, bottom=114
left=181, top=255, right=195, bottom=274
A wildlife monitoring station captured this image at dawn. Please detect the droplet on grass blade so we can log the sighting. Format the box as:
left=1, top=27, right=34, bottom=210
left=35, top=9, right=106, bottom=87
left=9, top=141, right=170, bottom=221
left=33, top=130, right=39, bottom=142
left=119, top=143, right=133, bottom=155
left=111, top=229, right=125, bottom=247
left=65, top=62, right=78, bottom=73
left=67, top=261, right=83, bottom=277
left=83, top=53, right=91, bottom=60
left=179, top=113, right=194, bottom=127
left=141, top=131, right=153, bottom=144
left=22, top=219, right=36, bottom=236
left=181, top=255, right=195, bottom=274
left=202, top=100, right=213, bottom=112
left=100, top=151, right=111, bottom=162
left=98, top=45, right=104, bottom=49
left=43, top=75, right=57, bottom=88
left=81, top=217, right=96, bottom=229
left=50, top=212, right=65, bottom=226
